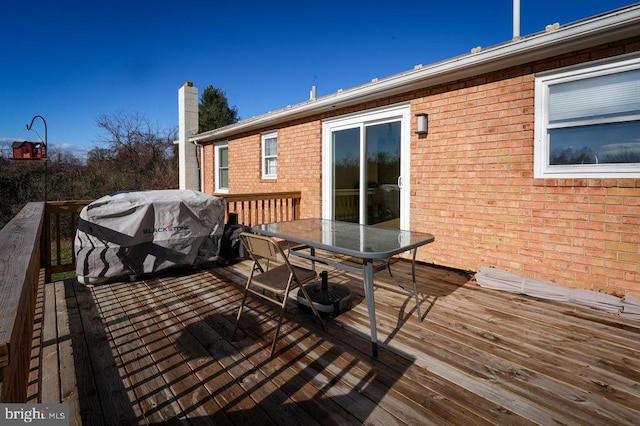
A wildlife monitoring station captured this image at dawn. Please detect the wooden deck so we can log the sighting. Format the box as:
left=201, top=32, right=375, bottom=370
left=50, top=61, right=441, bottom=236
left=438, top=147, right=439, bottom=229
left=27, top=258, right=640, bottom=425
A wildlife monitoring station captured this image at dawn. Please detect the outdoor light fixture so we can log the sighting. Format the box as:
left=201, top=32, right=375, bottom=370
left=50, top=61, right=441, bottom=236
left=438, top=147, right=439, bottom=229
left=415, top=113, right=428, bottom=135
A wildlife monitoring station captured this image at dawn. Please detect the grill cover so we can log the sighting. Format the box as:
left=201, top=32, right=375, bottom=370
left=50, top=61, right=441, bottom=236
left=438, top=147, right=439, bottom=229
left=75, top=190, right=225, bottom=283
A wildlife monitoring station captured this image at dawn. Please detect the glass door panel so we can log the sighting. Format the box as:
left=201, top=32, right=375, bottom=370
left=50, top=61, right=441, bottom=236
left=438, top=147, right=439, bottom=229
left=365, top=121, right=400, bottom=227
left=325, top=104, right=409, bottom=229
left=332, top=127, right=360, bottom=223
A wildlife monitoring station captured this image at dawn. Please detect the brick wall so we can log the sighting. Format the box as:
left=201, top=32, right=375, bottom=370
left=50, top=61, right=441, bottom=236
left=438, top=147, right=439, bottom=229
left=408, top=39, right=640, bottom=297
left=207, top=121, right=324, bottom=219
left=410, top=72, right=640, bottom=297
left=202, top=37, right=640, bottom=297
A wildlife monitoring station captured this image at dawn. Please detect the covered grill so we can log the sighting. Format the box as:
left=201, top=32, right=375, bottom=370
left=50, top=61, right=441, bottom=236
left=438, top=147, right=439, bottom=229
left=75, top=190, right=225, bottom=284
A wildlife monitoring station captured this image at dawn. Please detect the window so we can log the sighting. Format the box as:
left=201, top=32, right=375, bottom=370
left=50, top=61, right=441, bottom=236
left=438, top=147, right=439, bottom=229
left=215, top=142, right=228, bottom=193
left=534, top=54, right=640, bottom=178
left=262, top=131, right=277, bottom=179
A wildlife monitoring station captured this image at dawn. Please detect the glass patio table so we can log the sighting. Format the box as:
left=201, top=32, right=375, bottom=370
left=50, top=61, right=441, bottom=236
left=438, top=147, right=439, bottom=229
left=253, top=218, right=435, bottom=357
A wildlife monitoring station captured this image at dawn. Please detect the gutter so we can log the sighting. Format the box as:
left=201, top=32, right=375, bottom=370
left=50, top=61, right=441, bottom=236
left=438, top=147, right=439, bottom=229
left=193, top=140, right=202, bottom=192
left=191, top=4, right=640, bottom=143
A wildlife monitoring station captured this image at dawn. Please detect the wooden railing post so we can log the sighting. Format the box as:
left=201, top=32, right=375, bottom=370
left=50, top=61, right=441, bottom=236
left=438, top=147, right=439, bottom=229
left=43, top=202, right=52, bottom=283
left=43, top=200, right=93, bottom=282
left=0, top=202, right=44, bottom=402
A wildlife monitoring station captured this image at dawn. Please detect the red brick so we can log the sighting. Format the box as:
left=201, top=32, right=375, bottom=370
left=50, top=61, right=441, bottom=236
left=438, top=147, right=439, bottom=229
left=200, top=37, right=640, bottom=297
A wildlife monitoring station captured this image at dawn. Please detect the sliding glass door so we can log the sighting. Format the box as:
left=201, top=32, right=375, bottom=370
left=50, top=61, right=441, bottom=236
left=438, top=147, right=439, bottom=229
left=332, top=127, right=361, bottom=223
left=323, top=104, right=410, bottom=229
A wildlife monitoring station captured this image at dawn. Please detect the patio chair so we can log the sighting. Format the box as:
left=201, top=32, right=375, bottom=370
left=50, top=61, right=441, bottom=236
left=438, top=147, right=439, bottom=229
left=232, top=232, right=325, bottom=356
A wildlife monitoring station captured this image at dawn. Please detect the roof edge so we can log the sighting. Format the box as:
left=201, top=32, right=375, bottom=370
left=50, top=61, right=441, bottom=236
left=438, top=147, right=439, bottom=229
left=191, top=4, right=640, bottom=143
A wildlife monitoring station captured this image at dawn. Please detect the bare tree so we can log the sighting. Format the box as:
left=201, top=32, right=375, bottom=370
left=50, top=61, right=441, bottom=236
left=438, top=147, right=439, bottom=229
left=95, top=111, right=178, bottom=190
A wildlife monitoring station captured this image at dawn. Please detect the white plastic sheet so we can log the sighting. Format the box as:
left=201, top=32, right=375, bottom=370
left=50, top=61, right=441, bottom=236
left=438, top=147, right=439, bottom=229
left=475, top=266, right=623, bottom=315
left=621, top=296, right=640, bottom=320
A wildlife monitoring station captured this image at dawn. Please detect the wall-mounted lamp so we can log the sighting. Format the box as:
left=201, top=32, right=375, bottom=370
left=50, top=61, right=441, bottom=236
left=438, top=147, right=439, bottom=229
left=415, top=113, right=428, bottom=135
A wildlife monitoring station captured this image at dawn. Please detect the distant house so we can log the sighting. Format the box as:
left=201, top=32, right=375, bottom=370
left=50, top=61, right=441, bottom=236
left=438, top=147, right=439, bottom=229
left=11, top=141, right=47, bottom=160
left=177, top=5, right=640, bottom=297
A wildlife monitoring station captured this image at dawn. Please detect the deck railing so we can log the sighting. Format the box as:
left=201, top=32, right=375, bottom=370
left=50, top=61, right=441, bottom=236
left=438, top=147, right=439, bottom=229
left=0, top=202, right=44, bottom=402
left=221, top=191, right=301, bottom=226
left=40, top=191, right=302, bottom=281
left=0, top=191, right=301, bottom=402
left=43, top=200, right=94, bottom=283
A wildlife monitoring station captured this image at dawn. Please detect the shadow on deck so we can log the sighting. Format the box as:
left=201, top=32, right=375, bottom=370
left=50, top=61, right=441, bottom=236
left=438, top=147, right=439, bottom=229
left=27, top=259, right=640, bottom=425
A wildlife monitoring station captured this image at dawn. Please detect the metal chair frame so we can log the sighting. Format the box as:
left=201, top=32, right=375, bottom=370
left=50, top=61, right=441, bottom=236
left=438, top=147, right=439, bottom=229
left=232, top=232, right=325, bottom=356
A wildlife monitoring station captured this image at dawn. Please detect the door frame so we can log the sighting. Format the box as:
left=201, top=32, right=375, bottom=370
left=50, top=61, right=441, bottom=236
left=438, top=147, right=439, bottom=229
left=322, top=103, right=411, bottom=228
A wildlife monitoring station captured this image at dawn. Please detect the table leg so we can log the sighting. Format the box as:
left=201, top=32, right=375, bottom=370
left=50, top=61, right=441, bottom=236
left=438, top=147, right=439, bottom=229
left=310, top=246, right=316, bottom=271
left=411, top=248, right=422, bottom=321
left=363, top=259, right=378, bottom=357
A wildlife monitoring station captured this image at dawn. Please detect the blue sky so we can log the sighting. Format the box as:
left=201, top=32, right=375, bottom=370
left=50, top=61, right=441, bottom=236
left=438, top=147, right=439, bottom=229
left=0, top=0, right=635, bottom=157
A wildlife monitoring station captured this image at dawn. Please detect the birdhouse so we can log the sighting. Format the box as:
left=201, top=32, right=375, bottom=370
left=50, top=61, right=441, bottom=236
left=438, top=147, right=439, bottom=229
left=11, top=140, right=47, bottom=160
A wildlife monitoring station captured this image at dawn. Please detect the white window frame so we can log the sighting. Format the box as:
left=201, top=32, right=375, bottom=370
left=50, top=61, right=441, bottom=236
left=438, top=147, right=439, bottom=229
left=261, top=131, right=278, bottom=179
left=321, top=103, right=411, bottom=229
left=214, top=142, right=229, bottom=193
left=534, top=53, right=640, bottom=178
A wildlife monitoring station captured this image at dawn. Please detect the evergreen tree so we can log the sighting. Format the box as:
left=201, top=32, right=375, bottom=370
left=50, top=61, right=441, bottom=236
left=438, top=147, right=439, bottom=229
left=198, top=85, right=240, bottom=133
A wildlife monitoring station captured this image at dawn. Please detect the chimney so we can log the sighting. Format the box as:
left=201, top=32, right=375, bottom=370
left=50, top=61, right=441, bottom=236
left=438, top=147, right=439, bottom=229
left=178, top=81, right=199, bottom=190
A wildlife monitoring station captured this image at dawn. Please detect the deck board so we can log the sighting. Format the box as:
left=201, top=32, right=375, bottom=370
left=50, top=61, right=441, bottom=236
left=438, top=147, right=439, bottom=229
left=78, top=278, right=143, bottom=424
left=40, top=280, right=60, bottom=404
left=28, top=260, right=640, bottom=425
